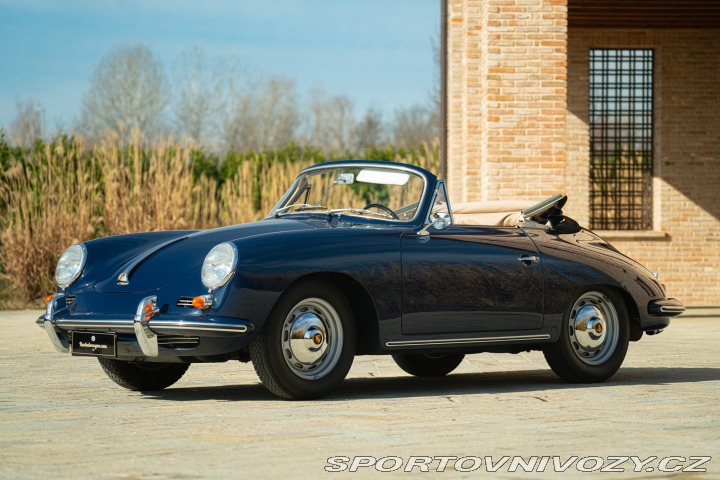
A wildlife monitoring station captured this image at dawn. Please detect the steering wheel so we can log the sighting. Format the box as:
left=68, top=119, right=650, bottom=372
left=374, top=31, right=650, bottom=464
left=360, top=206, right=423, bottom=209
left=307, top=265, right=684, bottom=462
left=364, top=203, right=399, bottom=220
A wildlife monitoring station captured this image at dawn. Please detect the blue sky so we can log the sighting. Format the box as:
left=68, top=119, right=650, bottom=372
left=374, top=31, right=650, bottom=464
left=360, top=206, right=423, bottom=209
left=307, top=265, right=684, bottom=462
left=0, top=0, right=439, bottom=132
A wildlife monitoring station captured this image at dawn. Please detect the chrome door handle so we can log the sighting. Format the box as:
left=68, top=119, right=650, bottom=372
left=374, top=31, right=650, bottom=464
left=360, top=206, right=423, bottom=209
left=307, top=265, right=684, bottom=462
left=517, top=255, right=539, bottom=265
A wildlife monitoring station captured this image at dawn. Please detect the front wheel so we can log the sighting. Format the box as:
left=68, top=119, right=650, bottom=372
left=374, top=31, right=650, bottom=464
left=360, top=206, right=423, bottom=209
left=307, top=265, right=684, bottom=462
left=249, top=281, right=356, bottom=399
left=544, top=288, right=630, bottom=383
left=392, top=353, right=464, bottom=377
left=98, top=358, right=189, bottom=391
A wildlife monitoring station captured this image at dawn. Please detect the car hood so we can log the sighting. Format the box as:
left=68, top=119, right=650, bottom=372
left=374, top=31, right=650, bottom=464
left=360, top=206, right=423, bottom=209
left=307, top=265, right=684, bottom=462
left=92, top=219, right=314, bottom=293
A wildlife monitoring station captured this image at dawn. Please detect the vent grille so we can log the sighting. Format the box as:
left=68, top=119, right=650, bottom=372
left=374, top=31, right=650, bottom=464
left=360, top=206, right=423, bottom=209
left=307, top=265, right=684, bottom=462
left=158, top=336, right=200, bottom=348
left=65, top=295, right=76, bottom=305
left=176, top=297, right=194, bottom=307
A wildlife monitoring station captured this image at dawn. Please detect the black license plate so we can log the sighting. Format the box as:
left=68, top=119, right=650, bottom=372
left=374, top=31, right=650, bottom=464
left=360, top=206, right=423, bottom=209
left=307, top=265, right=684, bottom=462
left=71, top=331, right=117, bottom=357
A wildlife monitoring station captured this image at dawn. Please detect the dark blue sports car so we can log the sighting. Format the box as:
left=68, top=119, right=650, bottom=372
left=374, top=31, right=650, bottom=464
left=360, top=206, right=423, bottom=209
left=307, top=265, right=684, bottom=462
left=40, top=160, right=684, bottom=399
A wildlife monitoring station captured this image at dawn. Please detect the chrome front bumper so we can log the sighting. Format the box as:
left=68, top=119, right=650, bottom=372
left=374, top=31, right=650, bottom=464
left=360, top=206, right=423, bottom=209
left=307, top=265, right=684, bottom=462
left=39, top=294, right=253, bottom=357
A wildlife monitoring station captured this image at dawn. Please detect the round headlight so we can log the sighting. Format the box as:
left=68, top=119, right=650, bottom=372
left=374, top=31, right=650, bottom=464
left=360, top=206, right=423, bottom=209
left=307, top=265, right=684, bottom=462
left=55, top=244, right=87, bottom=288
left=201, top=242, right=238, bottom=291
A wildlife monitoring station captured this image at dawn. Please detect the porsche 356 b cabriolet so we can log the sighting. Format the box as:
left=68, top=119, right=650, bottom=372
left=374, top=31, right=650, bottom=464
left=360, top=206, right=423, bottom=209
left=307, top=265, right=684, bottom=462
left=40, top=160, right=684, bottom=399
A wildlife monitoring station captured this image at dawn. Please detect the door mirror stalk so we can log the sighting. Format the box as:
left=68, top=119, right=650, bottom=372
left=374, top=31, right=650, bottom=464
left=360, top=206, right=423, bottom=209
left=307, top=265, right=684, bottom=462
left=418, top=212, right=451, bottom=237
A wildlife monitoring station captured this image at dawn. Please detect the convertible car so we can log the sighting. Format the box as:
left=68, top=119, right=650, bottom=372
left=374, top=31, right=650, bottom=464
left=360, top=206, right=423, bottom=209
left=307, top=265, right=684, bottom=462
left=39, top=160, right=684, bottom=399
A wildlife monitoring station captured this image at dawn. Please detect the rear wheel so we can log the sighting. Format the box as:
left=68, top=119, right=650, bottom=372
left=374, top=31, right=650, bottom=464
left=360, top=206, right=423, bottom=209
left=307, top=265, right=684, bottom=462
left=98, top=358, right=189, bottom=391
left=392, top=353, right=464, bottom=377
left=544, top=288, right=630, bottom=383
left=249, top=281, right=355, bottom=399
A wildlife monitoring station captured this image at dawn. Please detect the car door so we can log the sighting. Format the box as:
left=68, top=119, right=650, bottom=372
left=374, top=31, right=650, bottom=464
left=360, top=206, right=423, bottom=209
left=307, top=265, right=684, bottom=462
left=400, top=184, right=544, bottom=335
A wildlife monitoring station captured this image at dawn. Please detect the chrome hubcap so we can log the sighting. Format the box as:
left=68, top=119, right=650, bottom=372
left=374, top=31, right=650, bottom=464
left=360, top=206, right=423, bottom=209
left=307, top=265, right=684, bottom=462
left=287, top=313, right=327, bottom=363
left=281, top=298, right=343, bottom=380
left=568, top=292, right=619, bottom=365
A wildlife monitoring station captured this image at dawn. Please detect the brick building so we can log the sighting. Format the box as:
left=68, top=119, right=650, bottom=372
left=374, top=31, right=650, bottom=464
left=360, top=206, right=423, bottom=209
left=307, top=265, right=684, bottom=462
left=443, top=0, right=720, bottom=306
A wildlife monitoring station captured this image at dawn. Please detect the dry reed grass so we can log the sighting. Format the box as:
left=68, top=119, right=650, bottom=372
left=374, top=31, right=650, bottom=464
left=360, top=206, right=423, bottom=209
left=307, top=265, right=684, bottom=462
left=99, top=132, right=220, bottom=233
left=0, top=135, right=439, bottom=305
left=0, top=140, right=101, bottom=305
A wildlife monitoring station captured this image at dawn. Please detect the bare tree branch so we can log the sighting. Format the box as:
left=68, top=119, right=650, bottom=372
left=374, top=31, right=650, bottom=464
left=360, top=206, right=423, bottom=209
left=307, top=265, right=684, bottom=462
left=173, top=46, right=220, bottom=145
left=304, top=87, right=355, bottom=154
left=79, top=44, right=170, bottom=144
left=354, top=107, right=385, bottom=151
left=391, top=104, right=438, bottom=149
left=222, top=73, right=299, bottom=152
left=9, top=98, right=43, bottom=148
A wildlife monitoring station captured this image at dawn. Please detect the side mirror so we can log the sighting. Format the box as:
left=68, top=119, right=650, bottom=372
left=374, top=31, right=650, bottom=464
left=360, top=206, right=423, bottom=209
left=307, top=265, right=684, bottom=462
left=418, top=212, right=451, bottom=237
left=432, top=212, right=451, bottom=230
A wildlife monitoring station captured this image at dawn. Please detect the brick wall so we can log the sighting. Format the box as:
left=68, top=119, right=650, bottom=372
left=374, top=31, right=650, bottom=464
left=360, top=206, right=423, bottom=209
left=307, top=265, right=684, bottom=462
left=567, top=29, right=720, bottom=306
left=447, top=0, right=569, bottom=203
left=446, top=0, right=720, bottom=305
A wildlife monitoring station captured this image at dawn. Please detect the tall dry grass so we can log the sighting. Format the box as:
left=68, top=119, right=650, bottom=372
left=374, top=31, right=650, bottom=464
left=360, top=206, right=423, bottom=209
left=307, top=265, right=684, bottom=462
left=98, top=132, right=222, bottom=233
left=0, top=140, right=101, bottom=304
left=0, top=135, right=439, bottom=306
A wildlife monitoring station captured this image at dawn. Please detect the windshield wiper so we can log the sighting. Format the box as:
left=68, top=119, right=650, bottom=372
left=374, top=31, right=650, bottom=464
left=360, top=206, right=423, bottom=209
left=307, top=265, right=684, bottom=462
left=273, top=204, right=327, bottom=218
left=327, top=208, right=392, bottom=219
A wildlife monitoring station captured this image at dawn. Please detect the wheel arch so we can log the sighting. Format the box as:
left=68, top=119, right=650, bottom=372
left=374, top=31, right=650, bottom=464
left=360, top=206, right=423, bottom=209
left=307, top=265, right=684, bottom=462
left=616, top=287, right=643, bottom=342
left=576, top=284, right=642, bottom=342
left=277, top=272, right=382, bottom=355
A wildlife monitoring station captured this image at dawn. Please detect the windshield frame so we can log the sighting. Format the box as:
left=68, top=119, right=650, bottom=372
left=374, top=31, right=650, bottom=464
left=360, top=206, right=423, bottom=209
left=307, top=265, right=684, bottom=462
left=267, top=161, right=433, bottom=225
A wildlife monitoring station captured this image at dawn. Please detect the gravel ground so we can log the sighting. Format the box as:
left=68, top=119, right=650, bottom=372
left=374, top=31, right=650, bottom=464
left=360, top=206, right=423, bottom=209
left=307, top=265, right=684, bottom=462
left=0, top=309, right=718, bottom=479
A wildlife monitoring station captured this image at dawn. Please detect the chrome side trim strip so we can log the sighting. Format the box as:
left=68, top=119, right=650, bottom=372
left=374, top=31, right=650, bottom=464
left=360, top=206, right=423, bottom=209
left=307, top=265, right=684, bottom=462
left=49, top=318, right=249, bottom=334
left=54, top=319, right=133, bottom=330
left=385, top=333, right=551, bottom=348
left=153, top=324, right=248, bottom=333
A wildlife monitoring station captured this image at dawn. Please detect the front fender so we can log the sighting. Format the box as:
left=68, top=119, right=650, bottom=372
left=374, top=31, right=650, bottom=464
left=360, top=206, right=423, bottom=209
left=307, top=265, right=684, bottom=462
left=214, top=226, right=406, bottom=334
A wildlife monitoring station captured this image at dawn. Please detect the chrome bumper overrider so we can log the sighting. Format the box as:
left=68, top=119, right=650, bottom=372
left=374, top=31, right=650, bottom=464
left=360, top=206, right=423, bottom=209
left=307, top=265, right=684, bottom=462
left=39, top=294, right=251, bottom=357
left=648, top=298, right=686, bottom=317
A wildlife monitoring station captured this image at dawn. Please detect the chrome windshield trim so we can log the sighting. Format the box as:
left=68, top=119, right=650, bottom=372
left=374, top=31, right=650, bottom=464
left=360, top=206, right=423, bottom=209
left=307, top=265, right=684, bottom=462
left=267, top=162, right=431, bottom=224
left=423, top=179, right=454, bottom=226
left=385, top=334, right=551, bottom=348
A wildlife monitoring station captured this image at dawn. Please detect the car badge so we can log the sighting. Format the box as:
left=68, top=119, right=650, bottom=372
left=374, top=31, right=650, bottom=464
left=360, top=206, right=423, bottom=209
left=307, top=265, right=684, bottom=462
left=117, top=272, right=129, bottom=285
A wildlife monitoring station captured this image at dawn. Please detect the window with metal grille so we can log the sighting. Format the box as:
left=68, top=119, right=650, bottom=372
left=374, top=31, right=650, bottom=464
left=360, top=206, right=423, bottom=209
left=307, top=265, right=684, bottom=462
left=589, top=49, right=654, bottom=230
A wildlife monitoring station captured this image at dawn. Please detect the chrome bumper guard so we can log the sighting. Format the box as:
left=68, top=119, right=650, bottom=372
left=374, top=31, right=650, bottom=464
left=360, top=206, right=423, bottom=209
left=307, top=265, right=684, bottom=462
left=134, top=296, right=160, bottom=357
left=42, top=294, right=70, bottom=354
left=648, top=298, right=686, bottom=317
left=40, top=294, right=251, bottom=357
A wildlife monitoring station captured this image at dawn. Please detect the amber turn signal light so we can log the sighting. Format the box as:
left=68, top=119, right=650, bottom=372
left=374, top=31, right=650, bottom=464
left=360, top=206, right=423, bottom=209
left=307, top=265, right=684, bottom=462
left=192, top=295, right=213, bottom=310
left=45, top=294, right=56, bottom=305
left=141, top=298, right=157, bottom=320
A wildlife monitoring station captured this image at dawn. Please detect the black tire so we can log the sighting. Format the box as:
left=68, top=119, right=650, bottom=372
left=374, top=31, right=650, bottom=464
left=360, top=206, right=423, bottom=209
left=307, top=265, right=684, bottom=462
left=544, top=287, right=630, bottom=383
left=249, top=281, right=356, bottom=400
left=392, top=353, right=464, bottom=377
left=98, top=358, right=189, bottom=391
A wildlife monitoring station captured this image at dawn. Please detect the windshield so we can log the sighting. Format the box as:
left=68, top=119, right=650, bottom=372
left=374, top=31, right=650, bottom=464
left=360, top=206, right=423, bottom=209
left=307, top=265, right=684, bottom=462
left=270, top=165, right=427, bottom=221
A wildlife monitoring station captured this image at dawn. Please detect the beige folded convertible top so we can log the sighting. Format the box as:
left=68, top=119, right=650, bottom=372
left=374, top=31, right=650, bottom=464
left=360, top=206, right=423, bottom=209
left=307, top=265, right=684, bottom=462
left=452, top=200, right=537, bottom=227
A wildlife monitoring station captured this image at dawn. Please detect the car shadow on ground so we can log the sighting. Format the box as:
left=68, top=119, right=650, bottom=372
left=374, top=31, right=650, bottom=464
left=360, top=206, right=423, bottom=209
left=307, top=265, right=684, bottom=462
left=142, top=366, right=720, bottom=402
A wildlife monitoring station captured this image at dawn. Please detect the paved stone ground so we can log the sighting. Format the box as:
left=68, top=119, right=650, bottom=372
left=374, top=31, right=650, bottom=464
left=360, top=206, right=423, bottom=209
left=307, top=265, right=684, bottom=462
left=0, top=309, right=718, bottom=479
